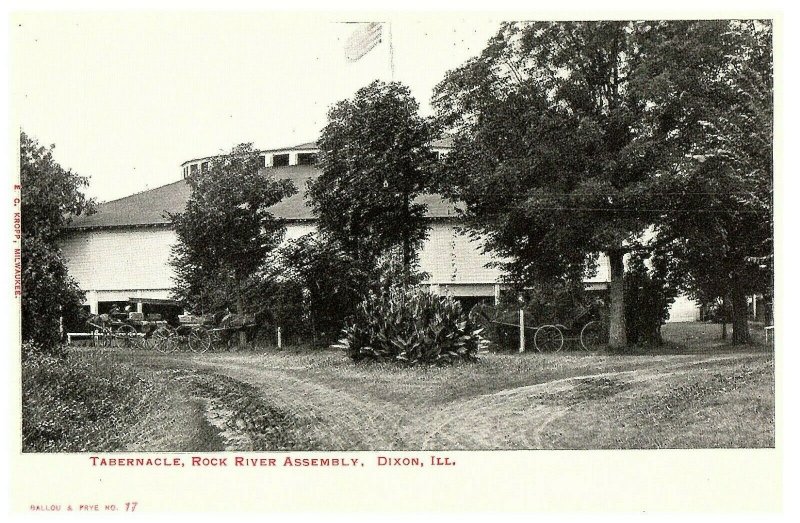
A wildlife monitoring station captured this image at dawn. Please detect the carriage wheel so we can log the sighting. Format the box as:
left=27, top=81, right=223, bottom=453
left=580, top=321, right=608, bottom=351
left=211, top=330, right=237, bottom=351
left=152, top=326, right=175, bottom=353
left=115, top=324, right=137, bottom=349
left=188, top=326, right=212, bottom=353
left=97, top=327, right=113, bottom=348
left=135, top=325, right=153, bottom=350
left=134, top=334, right=150, bottom=350
left=534, top=325, right=564, bottom=352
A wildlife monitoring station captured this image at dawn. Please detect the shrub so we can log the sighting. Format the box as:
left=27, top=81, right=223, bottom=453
left=334, top=287, right=489, bottom=364
left=271, top=234, right=370, bottom=344
left=624, top=254, right=677, bottom=346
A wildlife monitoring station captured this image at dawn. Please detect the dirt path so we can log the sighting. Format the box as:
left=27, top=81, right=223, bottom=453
left=151, top=356, right=410, bottom=450
left=407, top=354, right=759, bottom=449
left=148, top=351, right=767, bottom=450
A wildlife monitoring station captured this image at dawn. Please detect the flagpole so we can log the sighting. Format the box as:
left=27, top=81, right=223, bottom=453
left=387, top=21, right=395, bottom=82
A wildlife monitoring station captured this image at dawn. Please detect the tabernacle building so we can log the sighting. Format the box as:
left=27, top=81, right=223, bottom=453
left=60, top=140, right=699, bottom=323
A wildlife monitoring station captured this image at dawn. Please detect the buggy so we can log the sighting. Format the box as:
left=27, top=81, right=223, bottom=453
left=470, top=301, right=609, bottom=352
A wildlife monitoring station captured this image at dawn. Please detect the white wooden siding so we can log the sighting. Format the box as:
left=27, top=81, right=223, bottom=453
left=60, top=222, right=613, bottom=301
left=60, top=227, right=177, bottom=292
left=666, top=295, right=701, bottom=322
left=418, top=222, right=503, bottom=284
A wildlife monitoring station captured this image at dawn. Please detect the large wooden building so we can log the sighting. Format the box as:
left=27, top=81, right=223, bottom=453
left=60, top=140, right=698, bottom=321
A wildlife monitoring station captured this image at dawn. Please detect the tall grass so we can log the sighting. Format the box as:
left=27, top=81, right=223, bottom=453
left=21, top=345, right=157, bottom=452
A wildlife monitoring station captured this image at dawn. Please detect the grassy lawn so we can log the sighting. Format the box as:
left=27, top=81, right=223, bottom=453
left=661, top=320, right=773, bottom=351
left=29, top=321, right=773, bottom=452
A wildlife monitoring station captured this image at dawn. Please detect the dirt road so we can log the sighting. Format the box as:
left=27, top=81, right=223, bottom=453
left=136, top=350, right=773, bottom=450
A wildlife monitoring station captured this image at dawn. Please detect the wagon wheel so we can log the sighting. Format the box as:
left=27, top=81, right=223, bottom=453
left=152, top=326, right=175, bottom=353
left=134, top=333, right=150, bottom=350
left=134, top=325, right=153, bottom=350
left=580, top=321, right=608, bottom=351
left=97, top=326, right=113, bottom=348
left=115, top=324, right=137, bottom=349
left=534, top=325, right=564, bottom=352
left=210, top=329, right=237, bottom=351
left=206, top=329, right=223, bottom=352
left=188, top=326, right=212, bottom=353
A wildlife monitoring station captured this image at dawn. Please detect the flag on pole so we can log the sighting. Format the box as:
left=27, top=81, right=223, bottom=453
left=344, top=22, right=383, bottom=62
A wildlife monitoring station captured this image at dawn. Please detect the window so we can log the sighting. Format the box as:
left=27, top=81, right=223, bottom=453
left=191, top=164, right=198, bottom=175
left=272, top=154, right=290, bottom=167
left=201, top=161, right=209, bottom=173
left=259, top=155, right=266, bottom=168
left=297, top=152, right=317, bottom=165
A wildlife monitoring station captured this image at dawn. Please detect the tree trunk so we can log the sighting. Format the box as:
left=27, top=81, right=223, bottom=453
left=236, top=279, right=246, bottom=348
left=731, top=278, right=750, bottom=345
left=608, top=249, right=627, bottom=348
left=721, top=295, right=728, bottom=340
left=402, top=193, right=411, bottom=284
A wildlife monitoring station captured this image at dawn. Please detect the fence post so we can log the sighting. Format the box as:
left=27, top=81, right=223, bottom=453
left=277, top=326, right=282, bottom=350
left=519, top=308, right=525, bottom=353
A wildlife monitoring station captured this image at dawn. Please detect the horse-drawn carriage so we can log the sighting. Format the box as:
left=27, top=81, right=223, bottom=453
left=152, top=311, right=257, bottom=353
left=86, top=309, right=166, bottom=350
left=469, top=301, right=609, bottom=352
left=85, top=299, right=257, bottom=353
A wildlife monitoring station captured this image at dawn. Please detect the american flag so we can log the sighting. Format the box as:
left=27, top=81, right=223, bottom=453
left=344, top=22, right=383, bottom=62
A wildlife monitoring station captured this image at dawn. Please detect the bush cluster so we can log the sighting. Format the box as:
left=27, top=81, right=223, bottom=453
left=334, top=287, right=489, bottom=364
left=624, top=255, right=678, bottom=346
left=21, top=344, right=151, bottom=452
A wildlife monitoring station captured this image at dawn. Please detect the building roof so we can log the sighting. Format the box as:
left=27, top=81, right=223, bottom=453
left=64, top=165, right=459, bottom=230
left=181, top=138, right=453, bottom=167
left=271, top=141, right=319, bottom=151
left=275, top=138, right=454, bottom=151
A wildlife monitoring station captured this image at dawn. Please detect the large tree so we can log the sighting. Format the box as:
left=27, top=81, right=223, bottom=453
left=170, top=143, right=297, bottom=343
left=308, top=80, right=437, bottom=282
left=642, top=20, right=773, bottom=344
left=433, top=20, right=772, bottom=347
left=433, top=21, right=673, bottom=347
left=20, top=131, right=95, bottom=353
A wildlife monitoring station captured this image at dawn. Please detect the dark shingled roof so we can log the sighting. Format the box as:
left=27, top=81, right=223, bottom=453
left=65, top=165, right=458, bottom=230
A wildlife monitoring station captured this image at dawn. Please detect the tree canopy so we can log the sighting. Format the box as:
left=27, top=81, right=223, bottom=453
left=20, top=130, right=96, bottom=353
left=308, top=80, right=437, bottom=281
left=432, top=20, right=773, bottom=346
left=642, top=20, right=773, bottom=343
left=170, top=143, right=297, bottom=317
left=272, top=233, right=371, bottom=342
left=434, top=21, right=663, bottom=346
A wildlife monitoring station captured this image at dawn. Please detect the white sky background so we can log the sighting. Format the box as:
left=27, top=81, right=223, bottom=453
left=12, top=13, right=501, bottom=202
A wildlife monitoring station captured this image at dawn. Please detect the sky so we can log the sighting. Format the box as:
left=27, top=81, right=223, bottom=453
left=12, top=12, right=501, bottom=202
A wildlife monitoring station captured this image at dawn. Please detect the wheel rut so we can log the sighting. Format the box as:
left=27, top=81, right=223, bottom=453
left=151, top=352, right=761, bottom=450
